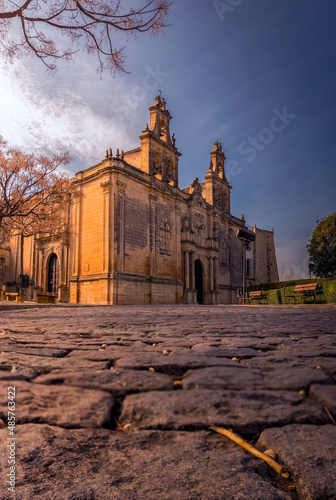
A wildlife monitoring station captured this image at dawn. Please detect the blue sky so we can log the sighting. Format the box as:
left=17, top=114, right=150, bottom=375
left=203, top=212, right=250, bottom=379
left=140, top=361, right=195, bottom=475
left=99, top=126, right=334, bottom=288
left=0, top=0, right=335, bottom=278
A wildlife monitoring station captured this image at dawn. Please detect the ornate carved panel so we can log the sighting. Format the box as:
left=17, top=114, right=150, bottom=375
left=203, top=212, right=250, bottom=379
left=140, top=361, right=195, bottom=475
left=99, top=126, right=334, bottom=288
left=194, top=212, right=206, bottom=245
left=158, top=216, right=171, bottom=255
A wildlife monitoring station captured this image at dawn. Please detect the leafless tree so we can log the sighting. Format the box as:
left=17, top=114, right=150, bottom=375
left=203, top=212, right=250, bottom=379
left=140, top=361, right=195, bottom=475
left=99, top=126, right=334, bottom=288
left=0, top=0, right=171, bottom=72
left=0, top=135, right=70, bottom=238
left=278, top=264, right=308, bottom=282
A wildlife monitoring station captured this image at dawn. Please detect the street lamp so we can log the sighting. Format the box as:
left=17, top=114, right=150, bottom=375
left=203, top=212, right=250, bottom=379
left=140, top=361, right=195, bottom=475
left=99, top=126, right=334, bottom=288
left=236, top=228, right=255, bottom=301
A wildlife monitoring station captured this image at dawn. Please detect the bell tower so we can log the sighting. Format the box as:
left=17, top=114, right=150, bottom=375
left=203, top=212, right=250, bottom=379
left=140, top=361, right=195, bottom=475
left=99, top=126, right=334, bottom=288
left=210, top=141, right=226, bottom=180
left=204, top=141, right=231, bottom=213
left=139, top=95, right=181, bottom=187
left=149, top=95, right=173, bottom=145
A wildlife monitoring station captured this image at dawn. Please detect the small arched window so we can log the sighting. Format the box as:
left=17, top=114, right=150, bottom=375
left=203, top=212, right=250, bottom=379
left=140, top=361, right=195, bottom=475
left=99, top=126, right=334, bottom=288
left=214, top=190, right=224, bottom=211
left=154, top=152, right=162, bottom=179
left=160, top=120, right=167, bottom=142
left=166, top=160, right=174, bottom=185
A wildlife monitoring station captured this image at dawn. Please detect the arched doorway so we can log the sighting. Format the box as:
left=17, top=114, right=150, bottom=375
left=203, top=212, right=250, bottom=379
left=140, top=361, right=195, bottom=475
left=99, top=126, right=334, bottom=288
left=195, top=259, right=204, bottom=304
left=48, top=253, right=59, bottom=294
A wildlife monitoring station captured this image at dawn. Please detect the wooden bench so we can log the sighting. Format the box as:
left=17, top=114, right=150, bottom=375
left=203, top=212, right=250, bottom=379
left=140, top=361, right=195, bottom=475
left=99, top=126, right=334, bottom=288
left=285, top=283, right=318, bottom=304
left=242, top=290, right=267, bottom=304
left=36, top=293, right=57, bottom=304
left=5, top=292, right=20, bottom=302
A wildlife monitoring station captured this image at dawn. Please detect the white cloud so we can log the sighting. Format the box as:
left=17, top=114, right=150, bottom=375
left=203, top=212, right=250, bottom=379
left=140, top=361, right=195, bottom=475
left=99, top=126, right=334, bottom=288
left=0, top=61, right=137, bottom=172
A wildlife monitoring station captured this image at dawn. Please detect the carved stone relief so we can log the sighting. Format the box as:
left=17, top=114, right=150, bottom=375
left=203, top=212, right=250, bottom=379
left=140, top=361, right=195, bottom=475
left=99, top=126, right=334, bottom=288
left=158, top=216, right=171, bottom=255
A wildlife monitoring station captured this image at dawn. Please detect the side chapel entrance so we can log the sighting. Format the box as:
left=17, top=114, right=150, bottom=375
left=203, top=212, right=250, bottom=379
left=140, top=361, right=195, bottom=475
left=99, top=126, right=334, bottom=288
left=195, top=259, right=204, bottom=304
left=47, top=253, right=59, bottom=294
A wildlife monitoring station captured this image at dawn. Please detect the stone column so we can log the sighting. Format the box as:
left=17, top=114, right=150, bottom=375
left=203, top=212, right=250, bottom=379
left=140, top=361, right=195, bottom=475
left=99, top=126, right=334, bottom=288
left=101, top=180, right=110, bottom=273
left=149, top=195, right=158, bottom=277
left=33, top=240, right=38, bottom=285
left=174, top=158, right=179, bottom=188
left=37, top=249, right=42, bottom=289
left=72, top=190, right=82, bottom=278
left=175, top=206, right=182, bottom=282
left=209, top=257, right=214, bottom=292
left=184, top=251, right=190, bottom=289
left=33, top=246, right=41, bottom=300
left=214, top=257, right=218, bottom=291
left=41, top=249, right=46, bottom=292
left=190, top=252, right=195, bottom=290
left=117, top=181, right=127, bottom=273
left=63, top=241, right=69, bottom=303
left=162, top=156, right=167, bottom=184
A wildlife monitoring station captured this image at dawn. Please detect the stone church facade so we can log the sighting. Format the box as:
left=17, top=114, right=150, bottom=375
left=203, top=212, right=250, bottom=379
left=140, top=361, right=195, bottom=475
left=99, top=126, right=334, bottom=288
left=3, top=96, right=278, bottom=304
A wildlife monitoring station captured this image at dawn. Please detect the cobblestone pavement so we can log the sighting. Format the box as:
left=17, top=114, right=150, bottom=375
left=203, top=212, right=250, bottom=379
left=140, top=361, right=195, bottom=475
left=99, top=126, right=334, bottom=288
left=0, top=304, right=335, bottom=499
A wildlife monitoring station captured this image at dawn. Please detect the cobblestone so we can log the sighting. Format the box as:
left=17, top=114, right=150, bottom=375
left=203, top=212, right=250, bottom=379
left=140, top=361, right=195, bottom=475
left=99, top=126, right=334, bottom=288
left=34, top=368, right=174, bottom=396
left=309, top=383, right=336, bottom=414
left=257, top=424, right=336, bottom=500
left=120, top=389, right=328, bottom=433
left=0, top=303, right=335, bottom=499
left=0, top=380, right=114, bottom=428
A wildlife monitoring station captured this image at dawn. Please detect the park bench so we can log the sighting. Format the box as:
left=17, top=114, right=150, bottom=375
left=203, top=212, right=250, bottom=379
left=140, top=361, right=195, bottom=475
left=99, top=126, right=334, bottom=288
left=242, top=290, right=267, bottom=304
left=36, top=292, right=57, bottom=304
left=285, top=283, right=318, bottom=304
left=5, top=292, right=20, bottom=302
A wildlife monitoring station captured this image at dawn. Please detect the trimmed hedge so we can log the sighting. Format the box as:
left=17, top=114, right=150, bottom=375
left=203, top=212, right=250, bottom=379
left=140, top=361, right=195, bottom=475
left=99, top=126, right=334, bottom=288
left=248, top=277, right=336, bottom=304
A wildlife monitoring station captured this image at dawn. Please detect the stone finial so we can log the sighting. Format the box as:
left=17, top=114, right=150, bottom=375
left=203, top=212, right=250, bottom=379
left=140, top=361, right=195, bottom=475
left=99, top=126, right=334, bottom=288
left=241, top=214, right=245, bottom=221
left=105, top=150, right=108, bottom=159
left=212, top=141, right=222, bottom=152
left=109, top=148, right=112, bottom=159
left=146, top=123, right=149, bottom=130
left=116, top=148, right=120, bottom=158
left=121, top=150, right=124, bottom=160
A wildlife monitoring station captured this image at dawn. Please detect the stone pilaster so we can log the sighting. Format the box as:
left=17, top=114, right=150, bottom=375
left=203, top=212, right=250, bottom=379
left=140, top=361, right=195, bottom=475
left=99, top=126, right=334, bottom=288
left=184, top=251, right=190, bottom=290
left=101, top=180, right=111, bottom=273
left=209, top=257, right=214, bottom=292
left=149, top=194, right=158, bottom=278
left=117, top=181, right=127, bottom=273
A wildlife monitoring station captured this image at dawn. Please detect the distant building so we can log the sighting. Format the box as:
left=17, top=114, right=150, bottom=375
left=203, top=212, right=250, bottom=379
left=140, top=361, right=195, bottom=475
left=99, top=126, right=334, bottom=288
left=3, top=96, right=278, bottom=304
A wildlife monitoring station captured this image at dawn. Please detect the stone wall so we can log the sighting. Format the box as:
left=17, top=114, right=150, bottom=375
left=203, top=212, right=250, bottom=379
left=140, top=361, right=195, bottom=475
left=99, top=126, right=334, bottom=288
left=252, top=228, right=279, bottom=284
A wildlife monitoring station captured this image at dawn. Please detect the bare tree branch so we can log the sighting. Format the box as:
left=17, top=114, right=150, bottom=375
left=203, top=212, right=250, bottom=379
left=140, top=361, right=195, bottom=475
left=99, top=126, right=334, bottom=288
left=0, top=0, right=171, bottom=73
